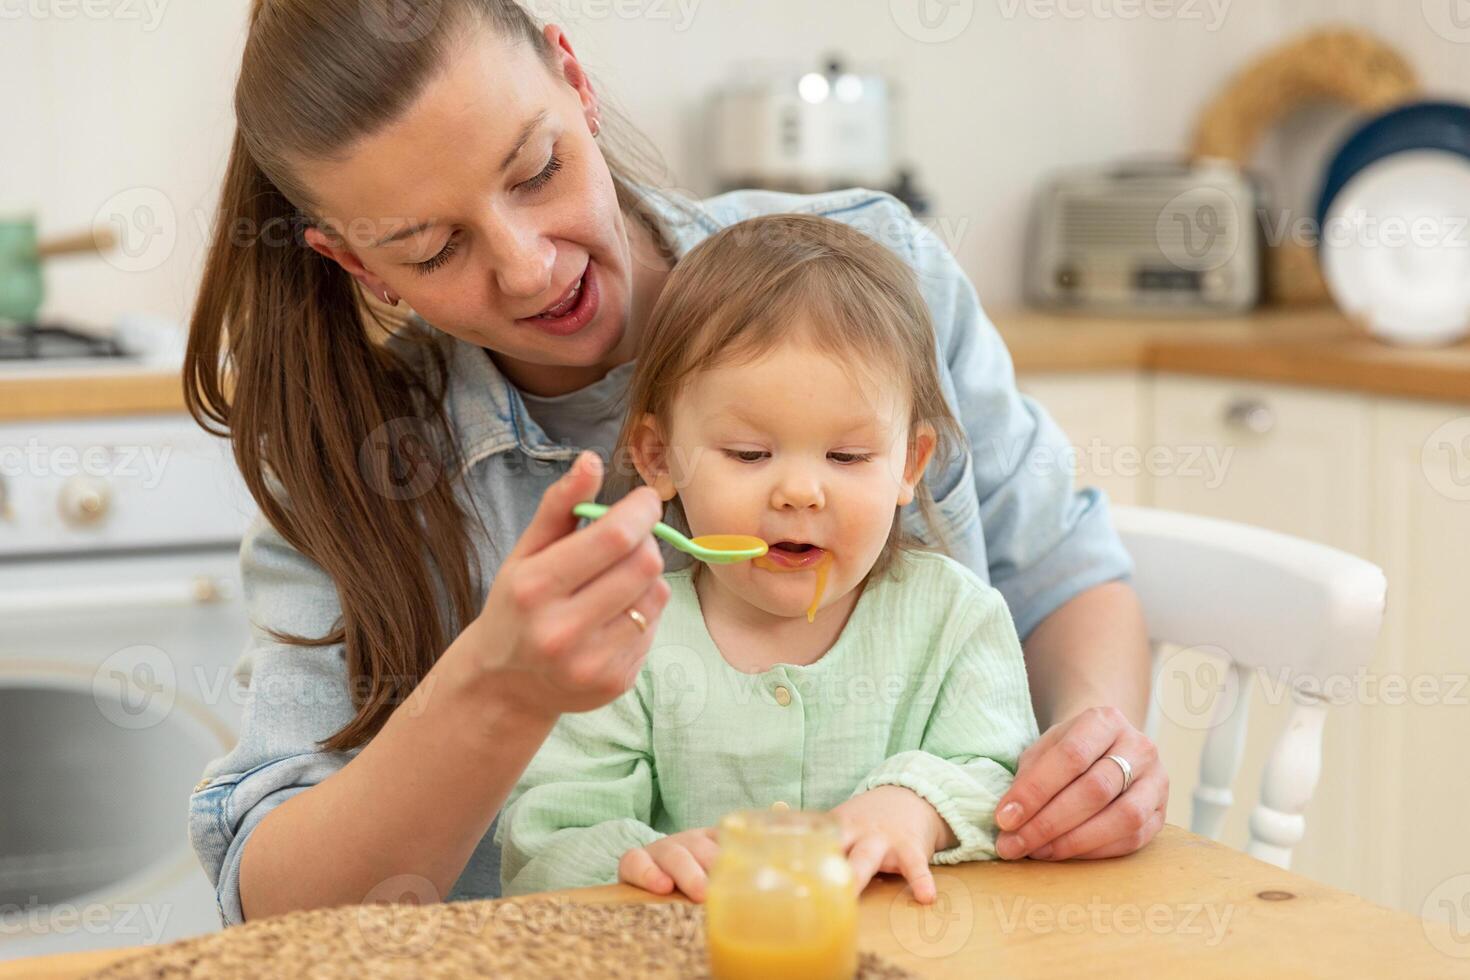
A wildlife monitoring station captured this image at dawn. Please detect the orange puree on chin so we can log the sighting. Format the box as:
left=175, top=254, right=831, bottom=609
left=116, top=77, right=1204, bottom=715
left=752, top=551, right=834, bottom=623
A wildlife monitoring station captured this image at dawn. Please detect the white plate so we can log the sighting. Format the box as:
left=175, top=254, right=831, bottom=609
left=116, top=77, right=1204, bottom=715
left=1320, top=149, right=1470, bottom=347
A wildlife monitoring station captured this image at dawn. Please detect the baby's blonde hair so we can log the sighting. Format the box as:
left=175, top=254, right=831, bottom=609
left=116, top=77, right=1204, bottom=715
left=611, top=211, right=966, bottom=581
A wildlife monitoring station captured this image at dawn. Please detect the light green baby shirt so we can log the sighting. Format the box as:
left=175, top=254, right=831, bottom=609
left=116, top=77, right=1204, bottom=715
left=496, top=548, right=1041, bottom=896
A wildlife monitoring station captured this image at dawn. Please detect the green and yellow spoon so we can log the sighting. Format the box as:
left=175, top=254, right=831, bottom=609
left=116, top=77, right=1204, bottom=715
left=572, top=502, right=768, bottom=564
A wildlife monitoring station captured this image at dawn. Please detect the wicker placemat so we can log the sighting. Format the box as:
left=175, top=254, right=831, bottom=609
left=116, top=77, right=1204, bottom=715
left=87, top=897, right=919, bottom=979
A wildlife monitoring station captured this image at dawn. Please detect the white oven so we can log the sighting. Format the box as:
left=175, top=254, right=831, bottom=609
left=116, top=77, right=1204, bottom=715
left=0, top=413, right=255, bottom=960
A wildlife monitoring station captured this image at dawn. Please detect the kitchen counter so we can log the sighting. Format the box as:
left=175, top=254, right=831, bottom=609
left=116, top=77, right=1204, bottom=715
left=3, top=307, right=1467, bottom=423
left=0, top=369, right=185, bottom=423
left=994, top=307, right=1470, bottom=404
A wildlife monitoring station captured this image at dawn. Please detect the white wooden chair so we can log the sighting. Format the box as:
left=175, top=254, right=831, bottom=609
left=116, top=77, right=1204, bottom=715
left=1114, top=506, right=1387, bottom=869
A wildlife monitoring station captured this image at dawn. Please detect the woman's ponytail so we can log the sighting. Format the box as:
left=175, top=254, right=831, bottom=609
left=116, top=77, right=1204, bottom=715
left=185, top=124, right=478, bottom=753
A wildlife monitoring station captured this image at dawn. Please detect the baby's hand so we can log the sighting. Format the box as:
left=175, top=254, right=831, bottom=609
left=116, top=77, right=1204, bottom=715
left=831, top=786, right=956, bottom=904
left=618, top=828, right=720, bottom=902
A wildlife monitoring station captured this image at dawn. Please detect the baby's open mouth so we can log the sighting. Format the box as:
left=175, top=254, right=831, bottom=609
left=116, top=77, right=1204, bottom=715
left=761, top=541, right=829, bottom=569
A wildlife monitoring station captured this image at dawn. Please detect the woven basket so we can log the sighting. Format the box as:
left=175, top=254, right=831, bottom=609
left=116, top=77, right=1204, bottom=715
left=1190, top=28, right=1420, bottom=306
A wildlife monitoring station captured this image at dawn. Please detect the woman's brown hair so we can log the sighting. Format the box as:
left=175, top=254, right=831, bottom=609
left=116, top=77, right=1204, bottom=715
left=185, top=0, right=683, bottom=751
left=611, top=213, right=967, bottom=584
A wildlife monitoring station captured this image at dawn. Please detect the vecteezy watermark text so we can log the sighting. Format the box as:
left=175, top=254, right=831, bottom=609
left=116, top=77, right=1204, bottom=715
left=0, top=0, right=168, bottom=29
left=0, top=897, right=172, bottom=945
left=996, top=0, right=1231, bottom=30
left=0, top=440, right=171, bottom=488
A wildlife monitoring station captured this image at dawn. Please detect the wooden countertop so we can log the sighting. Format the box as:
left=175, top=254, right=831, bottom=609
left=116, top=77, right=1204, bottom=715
left=0, top=368, right=185, bottom=423
left=3, top=825, right=1465, bottom=979
left=995, top=307, right=1470, bottom=405
left=2, top=308, right=1467, bottom=423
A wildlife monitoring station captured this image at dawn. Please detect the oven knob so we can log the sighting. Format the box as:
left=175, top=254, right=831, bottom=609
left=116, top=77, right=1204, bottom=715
left=58, top=477, right=111, bottom=526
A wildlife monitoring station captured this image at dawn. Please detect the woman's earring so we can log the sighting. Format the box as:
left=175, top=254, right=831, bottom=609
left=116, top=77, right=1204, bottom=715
left=591, top=115, right=601, bottom=139
left=382, top=290, right=399, bottom=307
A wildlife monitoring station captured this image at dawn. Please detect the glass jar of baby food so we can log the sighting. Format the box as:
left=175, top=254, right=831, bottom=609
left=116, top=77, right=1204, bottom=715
left=705, top=808, right=858, bottom=980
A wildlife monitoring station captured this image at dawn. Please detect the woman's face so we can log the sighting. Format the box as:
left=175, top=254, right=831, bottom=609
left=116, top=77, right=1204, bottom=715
left=298, top=26, right=657, bottom=391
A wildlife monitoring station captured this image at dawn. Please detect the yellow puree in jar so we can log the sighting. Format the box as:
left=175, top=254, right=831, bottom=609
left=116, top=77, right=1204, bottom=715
left=705, top=841, right=857, bottom=979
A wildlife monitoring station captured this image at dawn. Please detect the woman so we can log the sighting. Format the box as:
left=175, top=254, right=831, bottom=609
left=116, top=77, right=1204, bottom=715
left=186, top=0, right=1165, bottom=926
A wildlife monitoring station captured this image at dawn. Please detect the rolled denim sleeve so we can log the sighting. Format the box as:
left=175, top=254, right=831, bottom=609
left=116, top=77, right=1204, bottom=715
left=896, top=197, right=1135, bottom=639
left=187, top=514, right=358, bottom=926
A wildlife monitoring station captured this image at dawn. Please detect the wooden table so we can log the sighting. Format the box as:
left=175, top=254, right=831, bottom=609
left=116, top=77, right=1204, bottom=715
left=2, top=825, right=1465, bottom=978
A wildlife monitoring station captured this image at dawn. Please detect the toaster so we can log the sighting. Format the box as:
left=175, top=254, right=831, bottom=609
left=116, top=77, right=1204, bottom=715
left=1024, top=158, right=1262, bottom=315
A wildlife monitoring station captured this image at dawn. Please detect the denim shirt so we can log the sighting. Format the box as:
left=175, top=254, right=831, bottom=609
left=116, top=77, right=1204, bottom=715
left=188, top=186, right=1133, bottom=927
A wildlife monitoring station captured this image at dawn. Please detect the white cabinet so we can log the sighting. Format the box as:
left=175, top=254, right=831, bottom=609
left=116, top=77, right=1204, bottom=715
left=1149, top=376, right=1372, bottom=555
left=1017, top=371, right=1149, bottom=507
left=1369, top=400, right=1470, bottom=919
left=1020, top=369, right=1470, bottom=918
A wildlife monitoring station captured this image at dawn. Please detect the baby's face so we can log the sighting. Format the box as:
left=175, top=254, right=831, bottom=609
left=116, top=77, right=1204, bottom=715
left=637, top=335, right=934, bottom=622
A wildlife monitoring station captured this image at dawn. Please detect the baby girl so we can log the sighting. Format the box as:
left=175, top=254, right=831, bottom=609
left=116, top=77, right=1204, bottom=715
left=496, top=211, right=1039, bottom=904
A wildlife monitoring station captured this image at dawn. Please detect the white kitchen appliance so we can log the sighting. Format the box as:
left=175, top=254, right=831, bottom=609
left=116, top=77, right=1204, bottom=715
left=0, top=414, right=255, bottom=960
left=708, top=57, right=899, bottom=195
left=1025, top=158, right=1263, bottom=315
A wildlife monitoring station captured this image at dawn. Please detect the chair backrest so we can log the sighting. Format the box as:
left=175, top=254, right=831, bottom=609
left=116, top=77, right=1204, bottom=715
left=1112, top=506, right=1387, bottom=869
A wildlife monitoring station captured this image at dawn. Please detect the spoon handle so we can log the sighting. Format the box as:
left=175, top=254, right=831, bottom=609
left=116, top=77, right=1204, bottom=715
left=571, top=501, right=696, bottom=555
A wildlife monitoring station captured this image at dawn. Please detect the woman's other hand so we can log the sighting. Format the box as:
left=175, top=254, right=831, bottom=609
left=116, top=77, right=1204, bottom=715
left=993, top=706, right=1167, bottom=861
